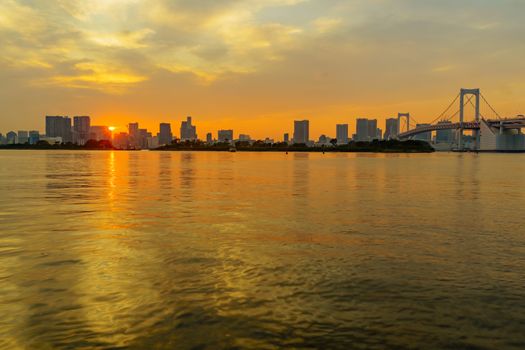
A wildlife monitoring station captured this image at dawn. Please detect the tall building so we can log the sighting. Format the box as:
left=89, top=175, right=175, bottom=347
left=367, top=119, right=378, bottom=140
left=113, top=133, right=129, bottom=149
left=218, top=129, right=234, bottom=142
left=128, top=122, right=139, bottom=148
left=436, top=121, right=454, bottom=143
left=414, top=124, right=432, bottom=142
left=73, top=116, right=91, bottom=145
left=293, top=120, right=309, bottom=144
left=336, top=124, right=349, bottom=144
left=6, top=131, right=17, bottom=144
left=284, top=133, right=289, bottom=143
left=29, top=131, right=40, bottom=144
left=384, top=118, right=399, bottom=140
left=158, top=123, right=173, bottom=145
left=46, top=116, right=72, bottom=143
left=89, top=126, right=111, bottom=141
left=0, top=133, right=5, bottom=145
left=356, top=118, right=380, bottom=141
left=180, top=116, right=197, bottom=141
left=17, top=131, right=29, bottom=144
left=206, top=132, right=213, bottom=144
left=356, top=118, right=369, bottom=141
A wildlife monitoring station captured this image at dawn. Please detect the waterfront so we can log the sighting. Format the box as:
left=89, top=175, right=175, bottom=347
left=0, top=150, right=524, bottom=349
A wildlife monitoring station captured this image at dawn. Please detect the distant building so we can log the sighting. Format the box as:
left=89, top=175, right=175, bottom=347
left=377, top=128, right=383, bottom=140
left=384, top=118, right=399, bottom=140
left=436, top=121, right=454, bottom=143
left=6, top=131, right=17, bottom=144
left=128, top=122, right=139, bottom=148
left=356, top=118, right=380, bottom=141
left=46, top=116, right=72, bottom=143
left=284, top=133, right=289, bottom=143
left=356, top=118, right=369, bottom=141
left=336, top=124, right=349, bottom=144
left=73, top=116, right=91, bottom=145
left=113, top=132, right=129, bottom=149
left=17, top=131, right=29, bottom=144
left=218, top=129, right=234, bottom=142
left=89, top=126, right=111, bottom=141
left=139, top=129, right=150, bottom=149
left=206, top=132, right=213, bottom=144
left=239, top=134, right=251, bottom=142
left=293, top=120, right=309, bottom=144
left=29, top=131, right=40, bottom=144
left=264, top=138, right=274, bottom=144
left=180, top=116, right=197, bottom=141
left=158, top=123, right=173, bottom=145
left=40, top=136, right=62, bottom=144
left=414, top=124, right=432, bottom=142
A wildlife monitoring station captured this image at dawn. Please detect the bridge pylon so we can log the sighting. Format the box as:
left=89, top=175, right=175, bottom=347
left=397, top=113, right=410, bottom=136
left=459, top=88, right=480, bottom=150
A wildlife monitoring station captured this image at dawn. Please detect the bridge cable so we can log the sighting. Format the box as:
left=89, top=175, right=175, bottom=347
left=429, top=93, right=461, bottom=125
left=480, top=93, right=502, bottom=120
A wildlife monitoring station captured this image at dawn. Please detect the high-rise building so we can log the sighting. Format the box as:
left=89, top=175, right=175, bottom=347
left=367, top=119, right=378, bottom=140
left=384, top=118, right=399, bottom=140
left=139, top=129, right=150, bottom=149
left=336, top=124, right=349, bottom=144
left=17, top=131, right=29, bottom=144
left=293, top=120, right=309, bottom=144
left=128, top=122, right=139, bottom=148
left=206, top=132, right=213, bottom=144
left=356, top=118, right=369, bottom=141
left=180, top=116, right=197, bottom=141
left=73, top=116, right=91, bottom=145
left=29, top=131, right=40, bottom=144
left=158, top=123, right=173, bottom=145
left=218, top=129, right=234, bottom=142
left=0, top=133, right=5, bottom=145
left=46, top=116, right=72, bottom=143
left=436, top=121, right=454, bottom=143
left=356, top=118, right=380, bottom=141
left=6, top=131, right=17, bottom=144
left=89, top=126, right=111, bottom=141
left=284, top=133, right=289, bottom=143
left=414, top=124, right=432, bottom=142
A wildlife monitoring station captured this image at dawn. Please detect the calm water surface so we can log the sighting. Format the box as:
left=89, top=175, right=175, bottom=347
left=0, top=150, right=524, bottom=349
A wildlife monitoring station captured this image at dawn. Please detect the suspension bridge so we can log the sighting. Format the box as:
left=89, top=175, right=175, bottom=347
left=396, top=88, right=525, bottom=151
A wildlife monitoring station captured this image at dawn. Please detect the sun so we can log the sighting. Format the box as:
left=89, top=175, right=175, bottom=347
left=108, top=126, right=116, bottom=132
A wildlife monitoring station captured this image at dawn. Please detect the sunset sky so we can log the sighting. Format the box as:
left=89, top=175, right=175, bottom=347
left=1, top=0, right=524, bottom=139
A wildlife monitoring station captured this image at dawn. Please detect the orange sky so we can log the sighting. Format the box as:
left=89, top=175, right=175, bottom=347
left=1, top=0, right=524, bottom=139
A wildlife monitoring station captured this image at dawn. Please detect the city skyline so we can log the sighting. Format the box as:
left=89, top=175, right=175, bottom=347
left=1, top=1, right=525, bottom=138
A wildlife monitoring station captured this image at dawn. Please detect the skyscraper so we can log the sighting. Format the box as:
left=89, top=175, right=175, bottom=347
left=128, top=122, right=139, bottom=148
left=158, top=123, right=173, bottom=145
left=293, top=120, right=309, bottom=144
left=336, top=124, right=349, bottom=144
left=73, top=116, right=91, bottom=145
left=356, top=118, right=369, bottom=142
left=46, top=116, right=72, bottom=143
left=218, top=129, right=234, bottom=142
left=180, top=116, right=197, bottom=141
left=384, top=118, right=399, bottom=140
left=367, top=119, right=378, bottom=140
left=284, top=133, right=289, bottom=143
left=206, top=132, right=213, bottom=144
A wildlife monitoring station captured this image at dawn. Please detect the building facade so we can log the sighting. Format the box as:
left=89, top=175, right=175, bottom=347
left=336, top=124, right=349, bottom=144
left=46, top=116, right=72, bottom=143
left=218, top=129, right=234, bottom=142
left=180, top=116, right=197, bottom=141
left=158, top=123, right=173, bottom=145
left=293, top=120, right=309, bottom=144
left=384, top=118, right=399, bottom=140
left=73, top=116, right=91, bottom=145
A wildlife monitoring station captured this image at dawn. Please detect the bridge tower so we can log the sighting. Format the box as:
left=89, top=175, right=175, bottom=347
left=459, top=88, right=480, bottom=150
left=397, top=113, right=410, bottom=135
